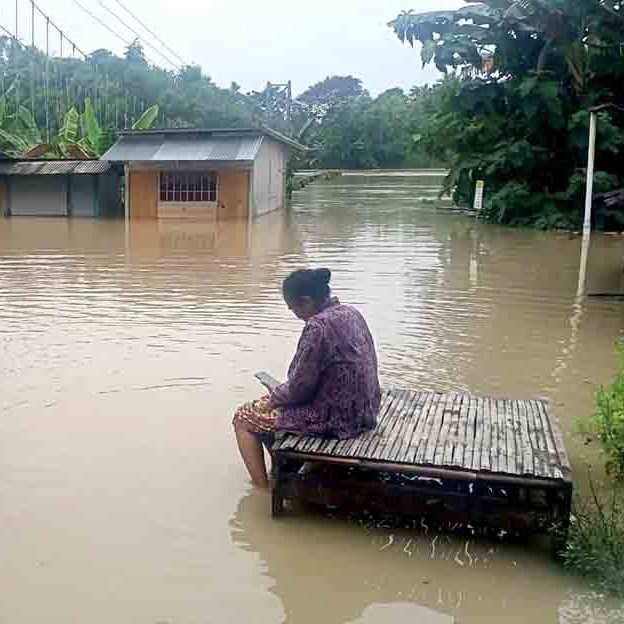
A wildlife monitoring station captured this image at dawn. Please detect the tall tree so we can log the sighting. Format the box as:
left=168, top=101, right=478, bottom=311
left=389, top=0, right=624, bottom=229
left=297, top=75, right=366, bottom=119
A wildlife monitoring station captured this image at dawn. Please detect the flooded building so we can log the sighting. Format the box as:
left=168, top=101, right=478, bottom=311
left=102, top=127, right=306, bottom=220
left=0, top=159, right=122, bottom=217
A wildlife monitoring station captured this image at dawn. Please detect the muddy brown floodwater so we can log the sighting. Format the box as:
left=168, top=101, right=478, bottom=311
left=1, top=172, right=624, bottom=623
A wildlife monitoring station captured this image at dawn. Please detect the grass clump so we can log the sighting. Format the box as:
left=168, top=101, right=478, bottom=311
left=592, top=341, right=624, bottom=478
left=562, top=479, right=624, bottom=596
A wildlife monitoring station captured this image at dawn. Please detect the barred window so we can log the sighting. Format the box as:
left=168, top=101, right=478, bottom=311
left=159, top=172, right=218, bottom=203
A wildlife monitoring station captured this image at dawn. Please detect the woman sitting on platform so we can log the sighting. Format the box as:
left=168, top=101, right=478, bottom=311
left=233, top=268, right=381, bottom=488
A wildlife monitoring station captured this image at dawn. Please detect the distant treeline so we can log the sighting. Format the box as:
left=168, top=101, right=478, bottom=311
left=0, top=37, right=444, bottom=169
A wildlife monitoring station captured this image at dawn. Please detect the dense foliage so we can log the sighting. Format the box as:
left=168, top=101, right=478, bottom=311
left=296, top=82, right=446, bottom=169
left=0, top=39, right=441, bottom=169
left=567, top=340, right=624, bottom=593
left=0, top=37, right=255, bottom=155
left=390, top=0, right=624, bottom=229
left=590, top=340, right=624, bottom=477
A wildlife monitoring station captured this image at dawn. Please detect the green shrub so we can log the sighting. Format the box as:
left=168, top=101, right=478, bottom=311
left=562, top=482, right=624, bottom=596
left=593, top=341, right=624, bottom=478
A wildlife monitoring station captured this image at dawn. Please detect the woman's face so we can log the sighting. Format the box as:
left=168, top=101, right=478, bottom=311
left=284, top=295, right=317, bottom=321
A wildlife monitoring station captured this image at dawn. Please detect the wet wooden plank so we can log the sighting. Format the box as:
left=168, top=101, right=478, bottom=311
left=535, top=400, right=564, bottom=480
left=369, top=389, right=409, bottom=460
left=276, top=434, right=298, bottom=452
left=376, top=389, right=416, bottom=461
left=329, top=390, right=399, bottom=459
left=452, top=394, right=471, bottom=468
left=390, top=392, right=425, bottom=463
left=542, top=400, right=572, bottom=476
left=297, top=435, right=315, bottom=453
left=345, top=389, right=395, bottom=458
left=464, top=395, right=479, bottom=471
left=471, top=396, right=484, bottom=471
left=528, top=399, right=551, bottom=479
left=520, top=401, right=538, bottom=474
left=406, top=391, right=437, bottom=464
left=479, top=396, right=492, bottom=472
left=488, top=397, right=499, bottom=472
left=384, top=391, right=421, bottom=462
left=511, top=400, right=524, bottom=476
left=519, top=400, right=534, bottom=477
left=516, top=400, right=533, bottom=477
left=505, top=399, right=518, bottom=475
left=514, top=401, right=528, bottom=474
left=414, top=392, right=442, bottom=464
left=522, top=399, right=541, bottom=476
left=434, top=393, right=458, bottom=466
left=495, top=399, right=508, bottom=474
left=442, top=394, right=462, bottom=466
left=306, top=437, right=326, bottom=454
left=423, top=392, right=450, bottom=465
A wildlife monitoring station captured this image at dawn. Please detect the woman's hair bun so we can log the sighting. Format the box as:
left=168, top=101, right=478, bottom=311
left=283, top=268, right=332, bottom=302
left=314, top=268, right=331, bottom=285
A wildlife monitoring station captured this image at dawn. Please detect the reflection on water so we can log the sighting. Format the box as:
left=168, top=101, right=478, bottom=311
left=1, top=172, right=624, bottom=623
left=231, top=491, right=619, bottom=624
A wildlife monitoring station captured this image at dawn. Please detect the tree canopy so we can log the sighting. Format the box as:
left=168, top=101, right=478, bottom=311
left=389, top=0, right=624, bottom=229
left=0, top=38, right=441, bottom=170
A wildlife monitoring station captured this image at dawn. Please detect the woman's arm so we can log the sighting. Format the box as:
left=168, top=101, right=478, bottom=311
left=269, top=321, right=324, bottom=408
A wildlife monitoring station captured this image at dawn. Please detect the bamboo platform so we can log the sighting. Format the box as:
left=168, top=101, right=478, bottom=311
left=270, top=389, right=573, bottom=549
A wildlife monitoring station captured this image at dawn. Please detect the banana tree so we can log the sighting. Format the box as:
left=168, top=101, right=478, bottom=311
left=25, top=100, right=160, bottom=159
left=24, top=107, right=90, bottom=158
left=132, top=104, right=159, bottom=130
left=0, top=86, right=42, bottom=156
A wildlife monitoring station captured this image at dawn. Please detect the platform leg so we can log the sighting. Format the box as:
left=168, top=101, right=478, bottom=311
left=550, top=484, right=573, bottom=560
left=271, top=455, right=285, bottom=518
left=272, top=490, right=285, bottom=517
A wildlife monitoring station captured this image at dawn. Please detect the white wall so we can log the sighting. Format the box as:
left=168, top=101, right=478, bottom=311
left=252, top=138, right=286, bottom=216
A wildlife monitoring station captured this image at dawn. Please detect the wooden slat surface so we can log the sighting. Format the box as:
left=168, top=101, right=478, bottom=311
left=274, top=390, right=571, bottom=482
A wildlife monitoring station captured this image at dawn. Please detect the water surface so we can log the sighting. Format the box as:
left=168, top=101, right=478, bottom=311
left=1, top=172, right=623, bottom=623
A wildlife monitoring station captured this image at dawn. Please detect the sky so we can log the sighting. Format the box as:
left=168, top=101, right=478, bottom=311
left=9, top=0, right=465, bottom=95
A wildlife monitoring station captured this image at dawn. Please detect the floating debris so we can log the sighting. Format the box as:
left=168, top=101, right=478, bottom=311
left=380, top=534, right=395, bottom=551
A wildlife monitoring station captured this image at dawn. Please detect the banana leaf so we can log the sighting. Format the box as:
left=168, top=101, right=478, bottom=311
left=58, top=107, right=79, bottom=144
left=81, top=98, right=102, bottom=154
left=0, top=127, right=33, bottom=153
left=132, top=104, right=159, bottom=130
left=77, top=137, right=99, bottom=158
left=17, top=106, right=42, bottom=143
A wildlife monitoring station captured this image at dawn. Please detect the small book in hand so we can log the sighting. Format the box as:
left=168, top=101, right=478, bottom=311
left=254, top=371, right=280, bottom=392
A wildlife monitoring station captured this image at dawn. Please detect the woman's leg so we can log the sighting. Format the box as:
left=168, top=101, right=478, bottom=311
left=232, top=397, right=276, bottom=489
left=233, top=422, right=269, bottom=488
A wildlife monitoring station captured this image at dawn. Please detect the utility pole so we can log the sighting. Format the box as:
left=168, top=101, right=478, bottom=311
left=264, top=80, right=293, bottom=130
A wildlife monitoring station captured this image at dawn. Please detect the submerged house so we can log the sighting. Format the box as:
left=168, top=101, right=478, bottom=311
left=0, top=159, right=122, bottom=217
left=101, top=127, right=306, bottom=220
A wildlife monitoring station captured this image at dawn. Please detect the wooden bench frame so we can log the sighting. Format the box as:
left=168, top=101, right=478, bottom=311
left=271, top=452, right=572, bottom=545
left=264, top=384, right=573, bottom=553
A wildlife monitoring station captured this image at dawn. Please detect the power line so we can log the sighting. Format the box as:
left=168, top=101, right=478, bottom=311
left=93, top=0, right=180, bottom=69
left=29, top=0, right=88, bottom=58
left=112, top=0, right=188, bottom=66
left=70, top=0, right=166, bottom=68
left=0, top=21, right=22, bottom=44
left=70, top=0, right=133, bottom=49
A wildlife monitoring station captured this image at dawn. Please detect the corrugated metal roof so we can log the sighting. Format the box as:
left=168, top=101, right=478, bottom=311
left=0, top=160, right=113, bottom=175
left=102, top=133, right=264, bottom=163
left=116, top=126, right=308, bottom=152
left=101, top=135, right=163, bottom=162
